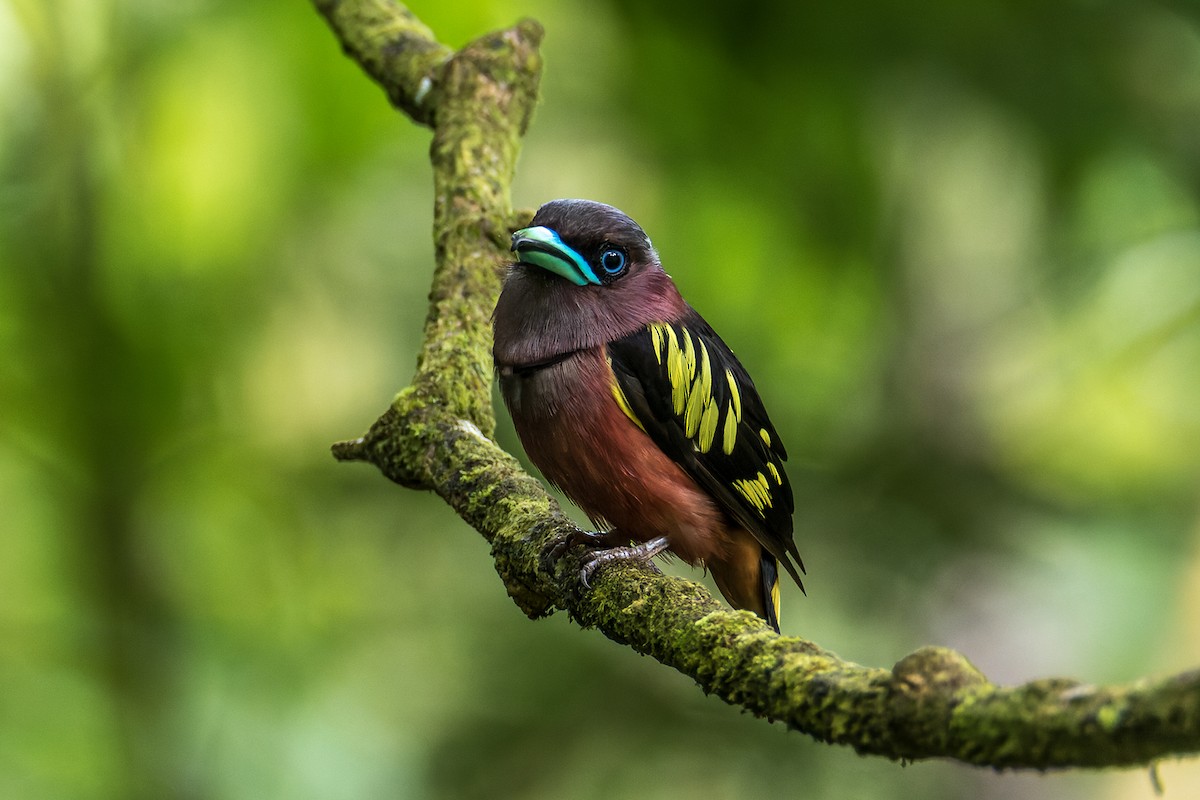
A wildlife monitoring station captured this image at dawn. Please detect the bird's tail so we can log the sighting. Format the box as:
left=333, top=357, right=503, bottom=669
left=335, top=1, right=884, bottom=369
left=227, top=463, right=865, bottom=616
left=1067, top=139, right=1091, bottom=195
left=710, top=542, right=783, bottom=633
left=760, top=552, right=781, bottom=633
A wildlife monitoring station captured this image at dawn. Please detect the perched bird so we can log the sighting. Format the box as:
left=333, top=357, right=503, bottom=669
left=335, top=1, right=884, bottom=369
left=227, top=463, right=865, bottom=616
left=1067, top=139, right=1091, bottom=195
left=493, top=199, right=804, bottom=631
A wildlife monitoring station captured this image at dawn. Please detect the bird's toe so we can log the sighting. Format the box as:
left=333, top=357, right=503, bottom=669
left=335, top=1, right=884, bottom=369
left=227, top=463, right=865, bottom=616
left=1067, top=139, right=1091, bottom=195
left=543, top=527, right=611, bottom=565
left=577, top=535, right=671, bottom=588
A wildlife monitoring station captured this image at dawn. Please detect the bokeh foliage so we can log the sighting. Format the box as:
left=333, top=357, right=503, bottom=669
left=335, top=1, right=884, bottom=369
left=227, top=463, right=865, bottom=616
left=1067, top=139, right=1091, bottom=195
left=2, top=0, right=1198, bottom=798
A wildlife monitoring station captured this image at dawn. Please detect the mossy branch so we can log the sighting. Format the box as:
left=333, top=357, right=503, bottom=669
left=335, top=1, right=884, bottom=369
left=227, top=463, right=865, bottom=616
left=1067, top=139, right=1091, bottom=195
left=315, top=0, right=1200, bottom=770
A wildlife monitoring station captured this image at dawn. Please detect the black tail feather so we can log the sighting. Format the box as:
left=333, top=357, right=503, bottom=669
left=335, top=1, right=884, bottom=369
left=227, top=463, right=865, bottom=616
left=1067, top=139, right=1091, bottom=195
left=760, top=552, right=781, bottom=633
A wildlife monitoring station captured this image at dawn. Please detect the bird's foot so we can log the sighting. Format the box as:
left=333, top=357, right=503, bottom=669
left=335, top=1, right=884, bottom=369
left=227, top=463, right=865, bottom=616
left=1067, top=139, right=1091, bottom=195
left=579, top=535, right=670, bottom=588
left=544, top=528, right=612, bottom=564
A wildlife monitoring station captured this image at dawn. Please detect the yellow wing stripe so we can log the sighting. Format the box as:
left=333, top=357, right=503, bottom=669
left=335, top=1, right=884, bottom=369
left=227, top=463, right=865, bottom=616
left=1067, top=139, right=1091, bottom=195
left=666, top=327, right=687, bottom=415
left=684, top=377, right=705, bottom=437
left=698, top=399, right=719, bottom=453
left=732, top=480, right=766, bottom=515
left=726, top=370, right=741, bottom=422
left=681, top=328, right=697, bottom=382
left=697, top=339, right=712, bottom=402
left=754, top=471, right=773, bottom=508
left=608, top=356, right=647, bottom=433
left=733, top=471, right=775, bottom=516
left=722, top=406, right=738, bottom=455
left=662, top=322, right=679, bottom=356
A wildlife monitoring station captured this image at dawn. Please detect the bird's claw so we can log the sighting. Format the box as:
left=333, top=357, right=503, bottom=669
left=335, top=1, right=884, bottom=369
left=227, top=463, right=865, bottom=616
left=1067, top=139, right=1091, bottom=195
left=543, top=530, right=671, bottom=588
left=543, top=528, right=610, bottom=564
left=578, top=535, right=671, bottom=588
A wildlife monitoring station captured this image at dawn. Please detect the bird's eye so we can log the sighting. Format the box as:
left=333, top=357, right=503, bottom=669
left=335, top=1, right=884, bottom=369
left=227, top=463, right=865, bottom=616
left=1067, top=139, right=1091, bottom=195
left=600, top=247, right=627, bottom=276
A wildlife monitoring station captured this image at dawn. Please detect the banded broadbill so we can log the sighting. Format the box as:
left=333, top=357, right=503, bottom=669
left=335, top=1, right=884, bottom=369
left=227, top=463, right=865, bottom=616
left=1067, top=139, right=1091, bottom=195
left=493, top=199, right=804, bottom=631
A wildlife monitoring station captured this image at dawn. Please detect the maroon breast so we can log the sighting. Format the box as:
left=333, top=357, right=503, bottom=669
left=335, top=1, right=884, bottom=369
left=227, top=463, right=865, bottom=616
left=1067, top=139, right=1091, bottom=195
left=500, top=346, right=730, bottom=565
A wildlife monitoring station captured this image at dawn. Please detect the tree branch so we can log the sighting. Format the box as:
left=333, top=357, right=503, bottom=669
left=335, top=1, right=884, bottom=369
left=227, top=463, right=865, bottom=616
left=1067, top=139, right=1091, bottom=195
left=315, top=0, right=1200, bottom=769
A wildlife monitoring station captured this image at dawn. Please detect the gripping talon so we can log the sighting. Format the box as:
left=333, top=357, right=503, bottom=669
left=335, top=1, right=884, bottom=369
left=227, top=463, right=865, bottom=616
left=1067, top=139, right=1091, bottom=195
left=543, top=528, right=610, bottom=564
left=578, top=535, right=671, bottom=587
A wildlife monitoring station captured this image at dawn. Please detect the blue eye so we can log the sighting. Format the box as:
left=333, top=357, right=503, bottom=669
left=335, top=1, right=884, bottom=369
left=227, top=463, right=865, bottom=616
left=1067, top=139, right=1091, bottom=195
left=600, top=247, right=627, bottom=275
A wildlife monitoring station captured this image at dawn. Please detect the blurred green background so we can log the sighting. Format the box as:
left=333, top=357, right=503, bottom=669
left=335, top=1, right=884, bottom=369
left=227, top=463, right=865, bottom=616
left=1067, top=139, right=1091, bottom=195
left=3, top=0, right=1199, bottom=797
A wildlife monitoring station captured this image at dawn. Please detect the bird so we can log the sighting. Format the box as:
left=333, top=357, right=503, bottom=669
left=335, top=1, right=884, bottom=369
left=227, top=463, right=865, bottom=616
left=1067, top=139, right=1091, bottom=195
left=492, top=199, right=804, bottom=631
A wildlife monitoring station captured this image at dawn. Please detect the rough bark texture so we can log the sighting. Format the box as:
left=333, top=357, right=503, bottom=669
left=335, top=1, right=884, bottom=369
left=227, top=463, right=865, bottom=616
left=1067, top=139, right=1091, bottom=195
left=315, top=0, right=1200, bottom=769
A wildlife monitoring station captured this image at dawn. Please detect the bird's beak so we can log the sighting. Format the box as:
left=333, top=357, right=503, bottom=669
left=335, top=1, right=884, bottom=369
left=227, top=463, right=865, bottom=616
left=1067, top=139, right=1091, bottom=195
left=511, top=226, right=600, bottom=286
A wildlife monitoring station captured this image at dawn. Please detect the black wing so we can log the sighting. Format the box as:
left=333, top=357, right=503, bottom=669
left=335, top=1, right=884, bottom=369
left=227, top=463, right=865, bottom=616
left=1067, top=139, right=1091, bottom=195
left=607, top=311, right=805, bottom=589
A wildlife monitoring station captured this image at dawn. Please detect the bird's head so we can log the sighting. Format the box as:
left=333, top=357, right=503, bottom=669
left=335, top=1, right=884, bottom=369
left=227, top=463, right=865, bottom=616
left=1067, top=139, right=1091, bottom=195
left=495, top=199, right=686, bottom=367
left=510, top=199, right=657, bottom=287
